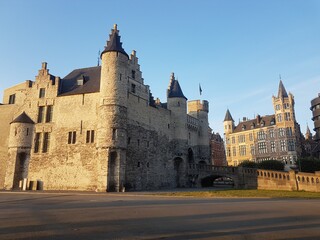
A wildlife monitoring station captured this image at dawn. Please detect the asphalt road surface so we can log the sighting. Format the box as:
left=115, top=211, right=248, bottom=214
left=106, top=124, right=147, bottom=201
left=0, top=191, right=320, bottom=240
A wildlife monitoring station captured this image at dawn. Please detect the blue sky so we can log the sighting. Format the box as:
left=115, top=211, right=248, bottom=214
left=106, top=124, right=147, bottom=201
left=1, top=0, right=320, bottom=136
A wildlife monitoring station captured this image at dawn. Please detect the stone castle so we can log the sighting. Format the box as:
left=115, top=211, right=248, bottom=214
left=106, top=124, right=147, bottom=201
left=0, top=25, right=211, bottom=191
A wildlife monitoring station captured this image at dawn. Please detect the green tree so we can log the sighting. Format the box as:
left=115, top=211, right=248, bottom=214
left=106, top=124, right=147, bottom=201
left=296, top=157, right=320, bottom=173
left=258, top=160, right=284, bottom=171
left=238, top=160, right=258, bottom=168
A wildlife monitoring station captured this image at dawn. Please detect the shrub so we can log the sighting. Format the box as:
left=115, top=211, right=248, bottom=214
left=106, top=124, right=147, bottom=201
left=296, top=157, right=320, bottom=173
left=258, top=160, right=284, bottom=171
left=238, top=160, right=258, bottom=168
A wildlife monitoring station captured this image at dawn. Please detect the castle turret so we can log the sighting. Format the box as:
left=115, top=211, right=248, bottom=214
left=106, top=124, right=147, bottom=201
left=167, top=73, right=188, bottom=140
left=5, top=112, right=34, bottom=189
left=223, top=109, right=234, bottom=134
left=97, top=24, right=129, bottom=192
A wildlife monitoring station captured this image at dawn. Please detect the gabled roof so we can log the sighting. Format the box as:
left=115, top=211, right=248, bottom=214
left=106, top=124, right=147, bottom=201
left=233, top=115, right=275, bottom=133
left=167, top=73, right=187, bottom=100
left=11, top=112, right=34, bottom=124
left=224, top=109, right=234, bottom=122
left=59, top=66, right=101, bottom=96
left=101, top=24, right=128, bottom=58
left=278, top=80, right=288, bottom=98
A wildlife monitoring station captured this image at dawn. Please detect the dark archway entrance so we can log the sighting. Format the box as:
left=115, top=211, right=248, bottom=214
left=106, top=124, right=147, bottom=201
left=174, top=157, right=183, bottom=187
left=201, top=174, right=234, bottom=188
left=107, top=151, right=118, bottom=192
left=13, top=152, right=27, bottom=189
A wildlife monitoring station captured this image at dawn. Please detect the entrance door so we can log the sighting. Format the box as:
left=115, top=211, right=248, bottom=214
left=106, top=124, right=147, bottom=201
left=107, top=151, right=118, bottom=192
left=13, top=152, right=27, bottom=189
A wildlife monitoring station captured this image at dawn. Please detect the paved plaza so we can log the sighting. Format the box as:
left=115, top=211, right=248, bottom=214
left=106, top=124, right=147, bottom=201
left=0, top=191, right=320, bottom=239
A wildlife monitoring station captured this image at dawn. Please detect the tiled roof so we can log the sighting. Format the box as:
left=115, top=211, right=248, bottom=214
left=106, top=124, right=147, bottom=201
left=59, top=66, right=101, bottom=96
left=11, top=112, right=34, bottom=124
left=278, top=80, right=288, bottom=98
left=233, top=114, right=276, bottom=133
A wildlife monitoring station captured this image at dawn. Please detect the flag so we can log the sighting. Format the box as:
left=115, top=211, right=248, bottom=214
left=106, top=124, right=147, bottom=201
left=199, top=84, right=202, bottom=95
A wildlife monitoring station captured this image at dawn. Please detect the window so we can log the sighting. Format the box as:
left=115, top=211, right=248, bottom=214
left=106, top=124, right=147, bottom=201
left=238, top=135, right=245, bottom=143
left=39, top=88, right=45, bottom=98
left=257, top=131, right=266, bottom=140
left=271, top=141, right=276, bottom=152
left=42, top=132, right=50, bottom=153
left=8, top=94, right=15, bottom=104
left=277, top=113, right=282, bottom=122
left=112, top=129, right=116, bottom=140
left=68, top=131, right=76, bottom=144
left=227, top=148, right=231, bottom=157
left=37, top=106, right=45, bottom=123
left=239, top=145, right=246, bottom=156
left=131, top=84, right=136, bottom=93
left=279, top=128, right=285, bottom=137
left=284, top=112, right=291, bottom=121
left=284, top=103, right=290, bottom=109
left=45, top=105, right=53, bottom=122
left=86, top=130, right=95, bottom=143
left=249, top=133, right=253, bottom=141
left=280, top=140, right=286, bottom=151
left=286, top=127, right=293, bottom=137
left=34, top=133, right=41, bottom=153
left=131, top=70, right=136, bottom=79
left=269, top=130, right=274, bottom=138
left=275, top=104, right=280, bottom=110
left=233, top=147, right=236, bottom=156
left=288, top=140, right=295, bottom=151
left=258, top=142, right=267, bottom=154
left=128, top=137, right=131, bottom=144
left=232, top=137, right=235, bottom=144
left=250, top=144, right=255, bottom=155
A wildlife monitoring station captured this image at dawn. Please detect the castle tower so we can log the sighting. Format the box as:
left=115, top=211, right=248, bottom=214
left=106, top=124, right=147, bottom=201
left=306, top=125, right=312, bottom=140
left=167, top=73, right=188, bottom=140
left=97, top=24, right=129, bottom=192
left=4, top=112, right=34, bottom=189
left=223, top=109, right=234, bottom=135
left=272, top=80, right=301, bottom=163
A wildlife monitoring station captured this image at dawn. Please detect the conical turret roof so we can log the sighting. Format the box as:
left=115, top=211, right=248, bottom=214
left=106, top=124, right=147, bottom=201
left=277, top=80, right=288, bottom=98
left=167, top=73, right=187, bottom=100
left=224, top=109, right=234, bottom=122
left=101, top=24, right=128, bottom=58
left=11, top=112, right=34, bottom=124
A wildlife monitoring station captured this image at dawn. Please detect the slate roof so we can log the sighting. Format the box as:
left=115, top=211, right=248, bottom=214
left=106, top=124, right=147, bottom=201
left=59, top=66, right=101, bottom=96
left=278, top=80, right=288, bottom=98
left=101, top=24, right=128, bottom=58
left=11, top=112, right=34, bottom=124
left=224, top=109, right=234, bottom=122
left=233, top=115, right=276, bottom=133
left=167, top=79, right=187, bottom=100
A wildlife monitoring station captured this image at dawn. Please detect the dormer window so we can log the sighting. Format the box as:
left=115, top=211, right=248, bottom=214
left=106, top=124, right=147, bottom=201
left=260, top=121, right=265, bottom=127
left=251, top=123, right=255, bottom=129
left=270, top=119, right=275, bottom=125
left=242, top=125, right=246, bottom=130
left=8, top=94, right=15, bottom=104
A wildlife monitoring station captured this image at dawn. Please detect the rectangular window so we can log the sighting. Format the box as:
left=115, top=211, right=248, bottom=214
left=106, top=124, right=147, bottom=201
left=286, top=127, right=293, bottom=136
left=269, top=130, right=274, bottom=138
left=86, top=130, right=95, bottom=143
left=250, top=144, right=255, bottom=155
left=280, top=140, right=286, bottom=151
left=112, top=129, right=116, bottom=140
left=257, top=131, right=266, bottom=140
left=258, top=142, right=267, bottom=154
left=249, top=133, right=253, bottom=141
left=271, top=141, right=276, bottom=152
left=288, top=139, right=295, bottom=151
left=39, top=88, right=46, bottom=98
left=279, top=128, right=285, bottom=137
left=34, top=133, right=41, bottom=153
left=233, top=147, right=236, bottom=156
left=232, top=137, right=235, bottom=144
left=8, top=94, right=16, bottom=104
left=68, top=131, right=76, bottom=144
left=131, top=84, right=136, bottom=93
left=132, top=70, right=136, bottom=79
left=284, top=112, right=291, bottom=121
left=239, top=145, right=246, bottom=156
left=45, top=105, right=53, bottom=122
left=37, top=106, right=45, bottom=123
left=277, top=113, right=282, bottom=122
left=42, top=132, right=50, bottom=153
left=238, top=135, right=245, bottom=143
